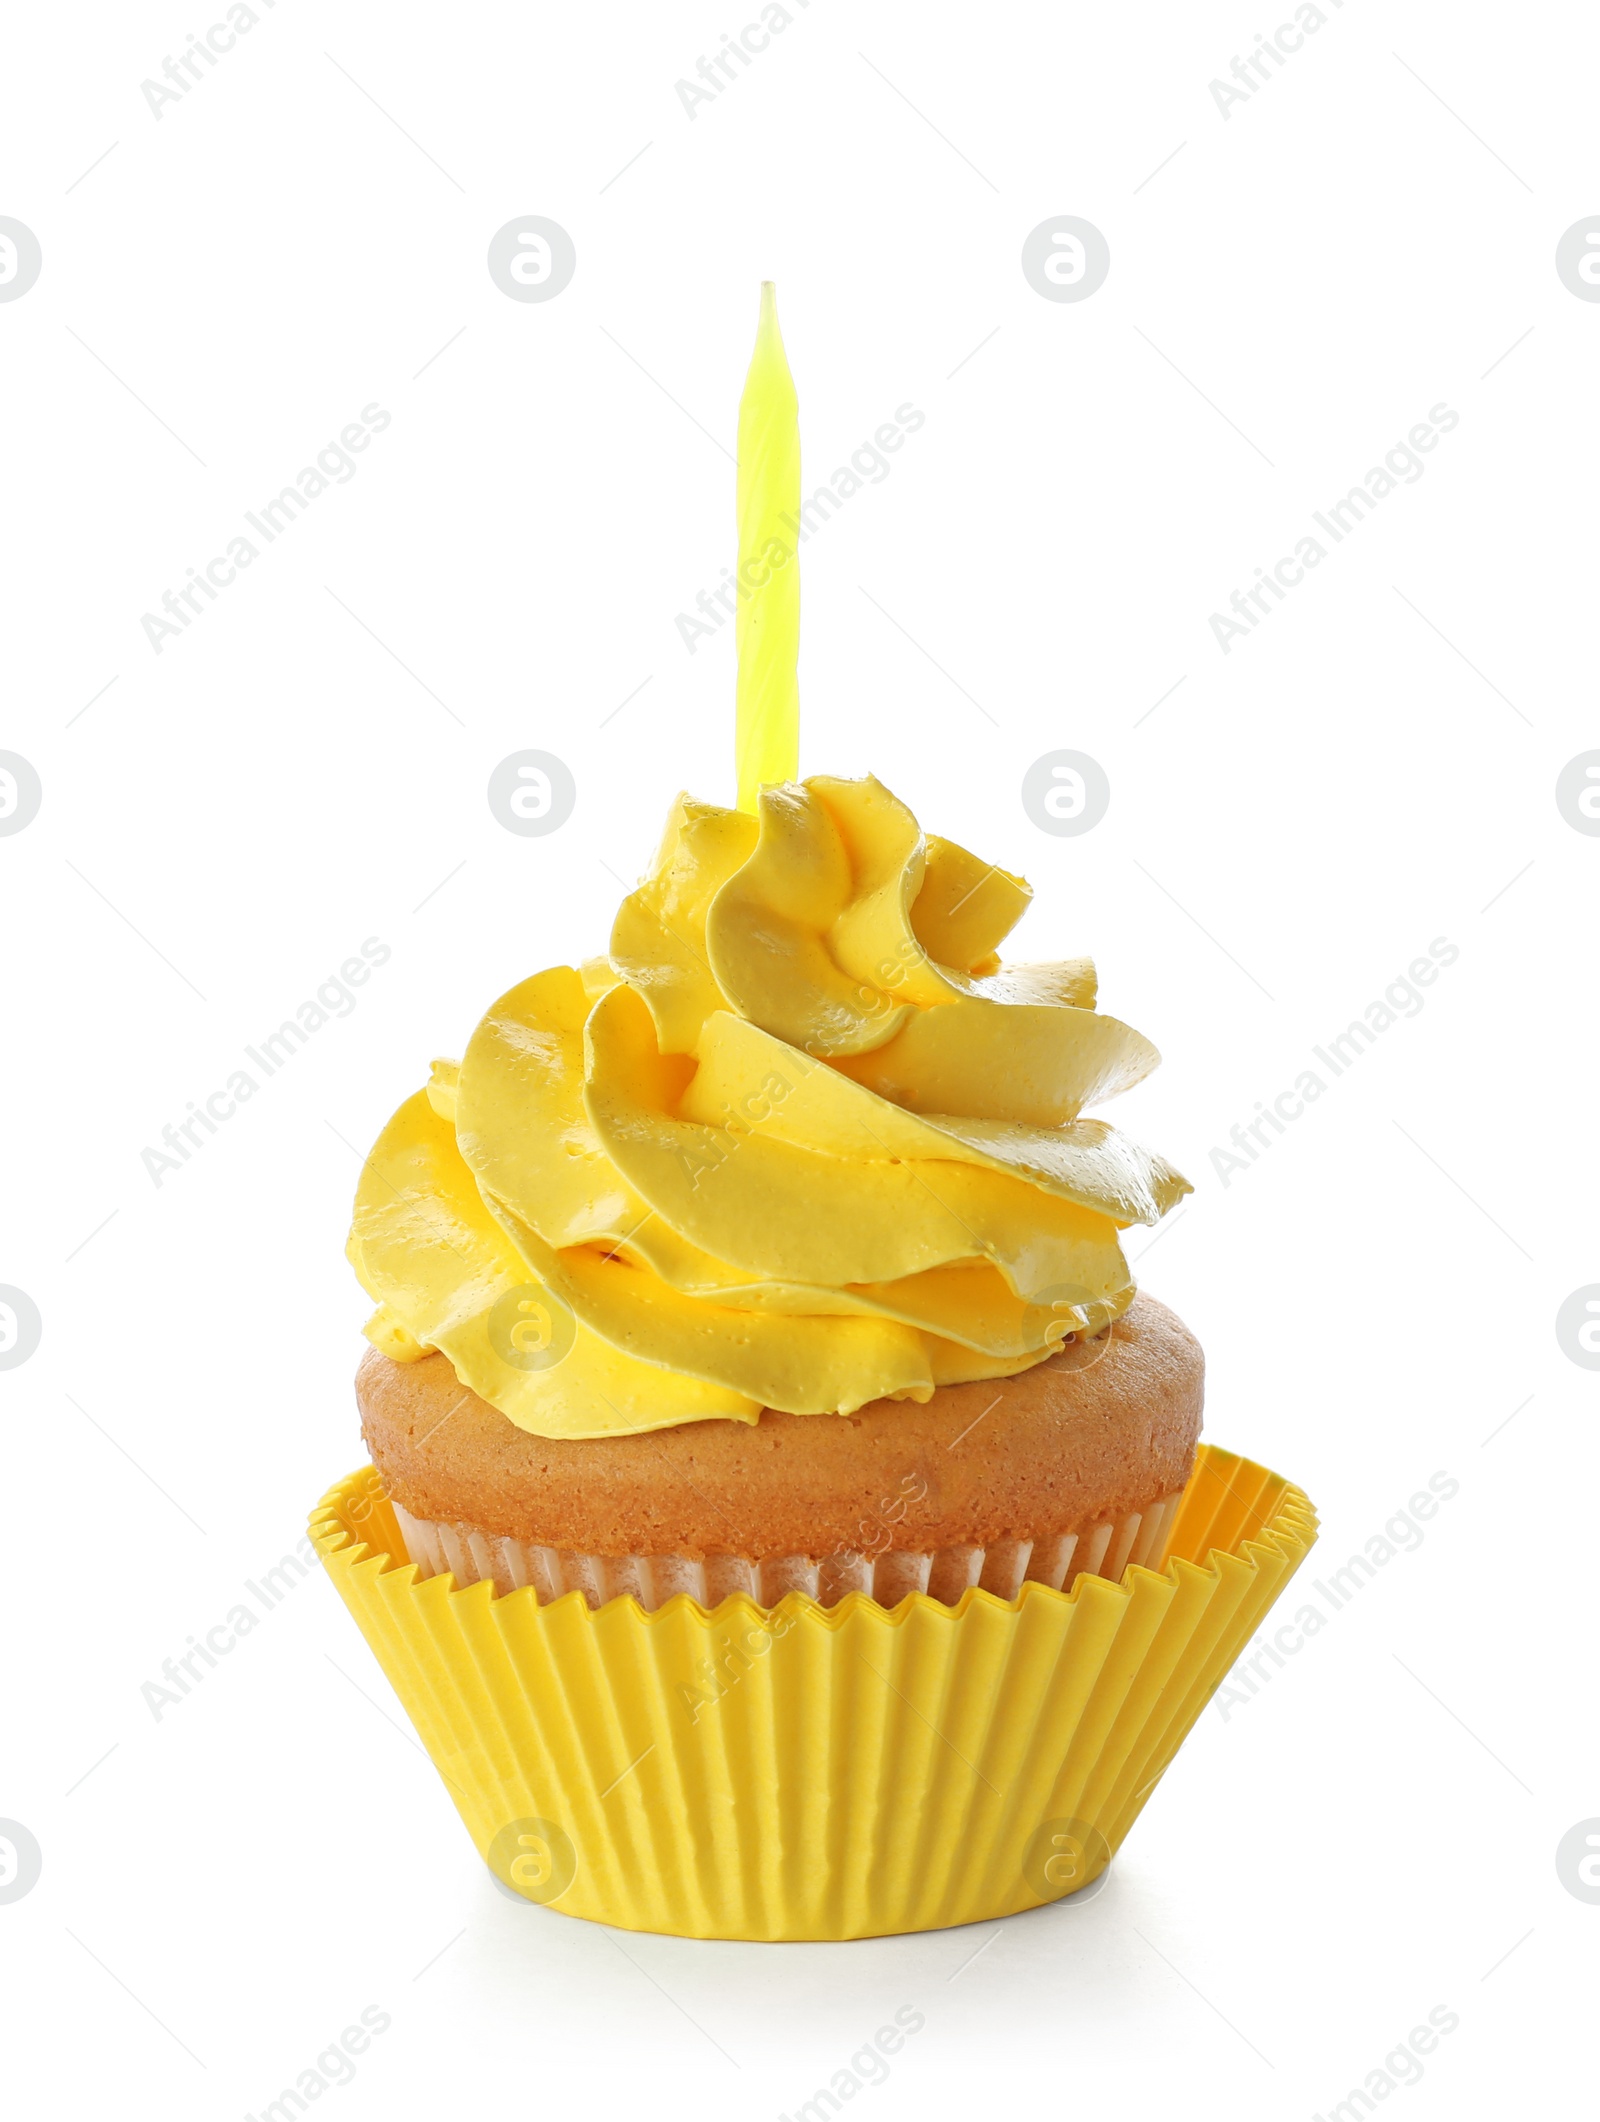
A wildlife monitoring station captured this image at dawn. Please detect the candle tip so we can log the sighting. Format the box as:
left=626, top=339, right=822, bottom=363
left=750, top=281, right=789, bottom=372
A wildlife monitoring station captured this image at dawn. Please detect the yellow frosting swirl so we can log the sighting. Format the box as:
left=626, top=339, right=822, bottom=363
left=347, top=776, right=1190, bottom=1438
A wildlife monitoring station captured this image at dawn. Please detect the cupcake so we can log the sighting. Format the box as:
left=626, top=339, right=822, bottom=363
left=314, top=775, right=1317, bottom=1940
left=349, top=776, right=1193, bottom=1583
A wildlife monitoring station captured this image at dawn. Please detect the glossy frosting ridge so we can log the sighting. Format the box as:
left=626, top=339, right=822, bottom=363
left=348, top=776, right=1190, bottom=1437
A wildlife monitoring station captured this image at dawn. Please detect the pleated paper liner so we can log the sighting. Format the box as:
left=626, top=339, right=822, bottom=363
left=387, top=1489, right=1187, bottom=1609
left=310, top=1444, right=1316, bottom=1942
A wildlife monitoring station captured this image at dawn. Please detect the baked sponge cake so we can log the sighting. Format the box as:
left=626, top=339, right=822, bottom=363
left=358, top=1293, right=1203, bottom=1608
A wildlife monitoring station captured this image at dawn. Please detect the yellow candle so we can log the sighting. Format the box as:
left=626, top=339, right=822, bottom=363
left=735, top=282, right=801, bottom=812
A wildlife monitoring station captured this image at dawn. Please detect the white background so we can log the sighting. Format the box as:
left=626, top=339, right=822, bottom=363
left=3, top=1, right=1596, bottom=2114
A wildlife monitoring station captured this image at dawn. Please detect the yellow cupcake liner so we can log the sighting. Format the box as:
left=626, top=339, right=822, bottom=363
left=310, top=1444, right=1316, bottom=1941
